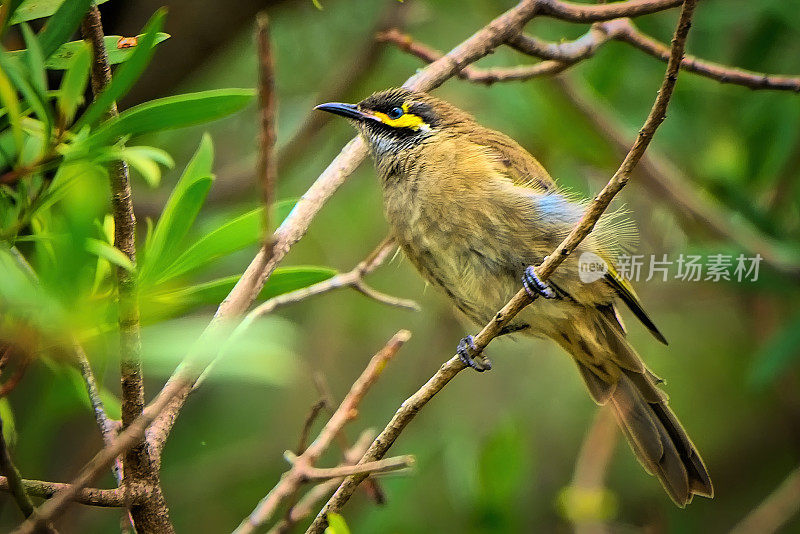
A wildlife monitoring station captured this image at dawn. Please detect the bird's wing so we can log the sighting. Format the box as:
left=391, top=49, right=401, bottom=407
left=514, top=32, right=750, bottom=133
left=603, top=261, right=668, bottom=345
left=468, top=126, right=557, bottom=192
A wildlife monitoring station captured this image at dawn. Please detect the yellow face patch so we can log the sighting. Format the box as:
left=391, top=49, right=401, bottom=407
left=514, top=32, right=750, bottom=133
left=371, top=103, right=428, bottom=130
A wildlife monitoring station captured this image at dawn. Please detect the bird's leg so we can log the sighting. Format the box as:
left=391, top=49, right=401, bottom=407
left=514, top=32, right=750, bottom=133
left=522, top=265, right=556, bottom=300
left=457, top=335, right=492, bottom=372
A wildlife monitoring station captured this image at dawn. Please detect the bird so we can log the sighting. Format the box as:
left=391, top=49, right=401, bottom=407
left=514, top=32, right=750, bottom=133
left=315, top=87, right=713, bottom=507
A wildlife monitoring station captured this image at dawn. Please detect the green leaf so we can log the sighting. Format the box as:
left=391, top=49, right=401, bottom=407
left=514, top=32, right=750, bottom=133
left=140, top=134, right=213, bottom=284
left=0, top=398, right=17, bottom=447
left=273, top=197, right=298, bottom=227
left=750, top=311, right=800, bottom=387
left=140, top=316, right=297, bottom=385
left=19, top=23, right=47, bottom=97
left=324, top=513, right=350, bottom=534
left=83, top=89, right=255, bottom=148
left=108, top=146, right=174, bottom=187
left=146, top=266, right=336, bottom=317
left=85, top=238, right=134, bottom=271
left=1, top=0, right=25, bottom=34
left=38, top=0, right=95, bottom=59
left=155, top=207, right=262, bottom=284
left=0, top=65, right=23, bottom=159
left=10, top=0, right=110, bottom=25
left=75, top=9, right=167, bottom=129
left=35, top=160, right=106, bottom=214
left=57, top=40, right=89, bottom=125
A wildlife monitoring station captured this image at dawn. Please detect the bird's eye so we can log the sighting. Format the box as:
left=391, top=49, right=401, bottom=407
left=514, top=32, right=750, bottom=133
left=387, top=106, right=404, bottom=120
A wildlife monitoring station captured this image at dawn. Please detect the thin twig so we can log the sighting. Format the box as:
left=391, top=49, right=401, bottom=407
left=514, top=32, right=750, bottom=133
left=233, top=331, right=411, bottom=534
left=246, top=237, right=417, bottom=321
left=285, top=452, right=414, bottom=480
left=268, top=430, right=376, bottom=534
left=297, top=400, right=328, bottom=456
left=567, top=407, right=619, bottom=534
left=306, top=2, right=698, bottom=531
left=73, top=343, right=125, bottom=492
left=613, top=19, right=800, bottom=92
left=0, top=414, right=35, bottom=518
left=730, top=465, right=800, bottom=534
left=0, top=477, right=149, bottom=508
left=256, top=13, right=277, bottom=236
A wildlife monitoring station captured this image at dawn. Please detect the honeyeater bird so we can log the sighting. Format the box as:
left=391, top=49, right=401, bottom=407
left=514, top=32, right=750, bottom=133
left=315, top=88, right=713, bottom=506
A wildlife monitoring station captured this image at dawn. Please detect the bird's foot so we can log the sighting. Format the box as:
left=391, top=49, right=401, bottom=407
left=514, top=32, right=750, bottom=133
left=457, top=335, right=492, bottom=372
left=522, top=266, right=556, bottom=300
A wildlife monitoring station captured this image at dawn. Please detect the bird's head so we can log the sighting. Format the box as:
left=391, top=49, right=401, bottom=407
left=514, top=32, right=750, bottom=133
left=315, top=88, right=467, bottom=158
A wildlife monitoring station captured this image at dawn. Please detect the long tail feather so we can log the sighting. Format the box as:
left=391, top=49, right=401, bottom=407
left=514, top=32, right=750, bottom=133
left=553, top=312, right=713, bottom=506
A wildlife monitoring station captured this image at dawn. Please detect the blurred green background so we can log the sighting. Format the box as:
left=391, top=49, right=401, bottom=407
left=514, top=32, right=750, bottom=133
left=2, top=0, right=800, bottom=532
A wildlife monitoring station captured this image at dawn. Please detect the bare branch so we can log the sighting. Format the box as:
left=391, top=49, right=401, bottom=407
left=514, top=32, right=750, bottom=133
left=256, top=13, right=277, bottom=235
left=233, top=331, right=410, bottom=534
left=247, top=237, right=417, bottom=320
left=306, top=2, right=699, bottom=531
left=613, top=19, right=800, bottom=92
left=285, top=452, right=415, bottom=480
left=296, top=400, right=328, bottom=456
left=537, top=0, right=682, bottom=23
left=730, top=465, right=800, bottom=534
left=0, top=478, right=148, bottom=508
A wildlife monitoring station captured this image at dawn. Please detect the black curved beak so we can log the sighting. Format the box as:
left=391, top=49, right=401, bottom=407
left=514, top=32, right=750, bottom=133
left=314, top=102, right=374, bottom=122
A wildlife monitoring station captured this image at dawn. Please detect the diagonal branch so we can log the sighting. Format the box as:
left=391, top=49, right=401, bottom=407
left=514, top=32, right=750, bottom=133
left=730, top=465, right=800, bottom=534
left=305, top=1, right=699, bottom=531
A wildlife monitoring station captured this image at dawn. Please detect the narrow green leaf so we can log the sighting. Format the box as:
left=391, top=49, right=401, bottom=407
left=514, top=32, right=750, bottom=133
left=1, top=0, right=24, bottom=36
left=35, top=160, right=106, bottom=214
left=85, top=238, right=134, bottom=271
left=156, top=207, right=262, bottom=284
left=75, top=9, right=166, bottom=129
left=324, top=513, right=351, bottom=534
left=57, top=40, right=89, bottom=125
left=38, top=0, right=95, bottom=59
left=104, top=146, right=174, bottom=187
left=84, top=89, right=255, bottom=148
left=140, top=134, right=213, bottom=284
left=0, top=66, right=23, bottom=158
left=10, top=0, right=110, bottom=25
left=0, top=54, right=50, bottom=148
left=19, top=23, right=47, bottom=97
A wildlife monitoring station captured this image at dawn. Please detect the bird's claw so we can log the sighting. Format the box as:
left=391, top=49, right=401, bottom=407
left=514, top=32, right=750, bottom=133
left=457, top=335, right=492, bottom=372
left=522, top=266, right=556, bottom=299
